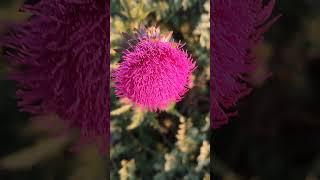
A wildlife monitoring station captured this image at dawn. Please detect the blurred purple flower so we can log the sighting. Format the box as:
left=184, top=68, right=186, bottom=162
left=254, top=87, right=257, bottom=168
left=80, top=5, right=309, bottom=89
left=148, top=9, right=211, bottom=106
left=113, top=26, right=195, bottom=111
left=211, top=0, right=279, bottom=128
left=2, top=0, right=109, bottom=152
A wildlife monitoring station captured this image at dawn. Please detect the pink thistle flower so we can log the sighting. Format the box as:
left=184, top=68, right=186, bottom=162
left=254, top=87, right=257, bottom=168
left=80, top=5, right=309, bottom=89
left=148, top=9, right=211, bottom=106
left=113, top=26, right=195, bottom=111
left=2, top=0, right=110, bottom=152
left=211, top=0, right=280, bottom=128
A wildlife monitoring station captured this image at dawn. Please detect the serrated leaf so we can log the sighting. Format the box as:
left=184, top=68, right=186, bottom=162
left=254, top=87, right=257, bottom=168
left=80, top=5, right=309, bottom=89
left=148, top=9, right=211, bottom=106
left=111, top=105, right=132, bottom=116
left=126, top=108, right=144, bottom=130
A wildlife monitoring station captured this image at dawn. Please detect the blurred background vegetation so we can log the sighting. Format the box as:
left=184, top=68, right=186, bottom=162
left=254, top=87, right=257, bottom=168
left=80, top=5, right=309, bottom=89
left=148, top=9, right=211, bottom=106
left=213, top=0, right=320, bottom=180
left=0, top=1, right=108, bottom=180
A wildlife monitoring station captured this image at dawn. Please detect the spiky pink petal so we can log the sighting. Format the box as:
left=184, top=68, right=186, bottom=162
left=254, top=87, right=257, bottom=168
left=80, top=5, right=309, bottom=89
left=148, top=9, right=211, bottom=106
left=113, top=37, right=195, bottom=111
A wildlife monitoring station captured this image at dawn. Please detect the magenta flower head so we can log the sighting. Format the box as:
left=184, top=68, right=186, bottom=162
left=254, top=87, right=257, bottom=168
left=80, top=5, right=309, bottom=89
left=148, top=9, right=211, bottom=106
left=113, top=26, right=195, bottom=111
left=2, top=0, right=110, bottom=152
left=211, top=0, right=279, bottom=128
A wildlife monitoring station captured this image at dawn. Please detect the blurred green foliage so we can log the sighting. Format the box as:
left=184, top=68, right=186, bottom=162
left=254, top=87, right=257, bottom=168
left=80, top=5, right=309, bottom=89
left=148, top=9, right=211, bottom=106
left=213, top=0, right=320, bottom=180
left=0, top=0, right=107, bottom=180
left=110, top=0, right=210, bottom=179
